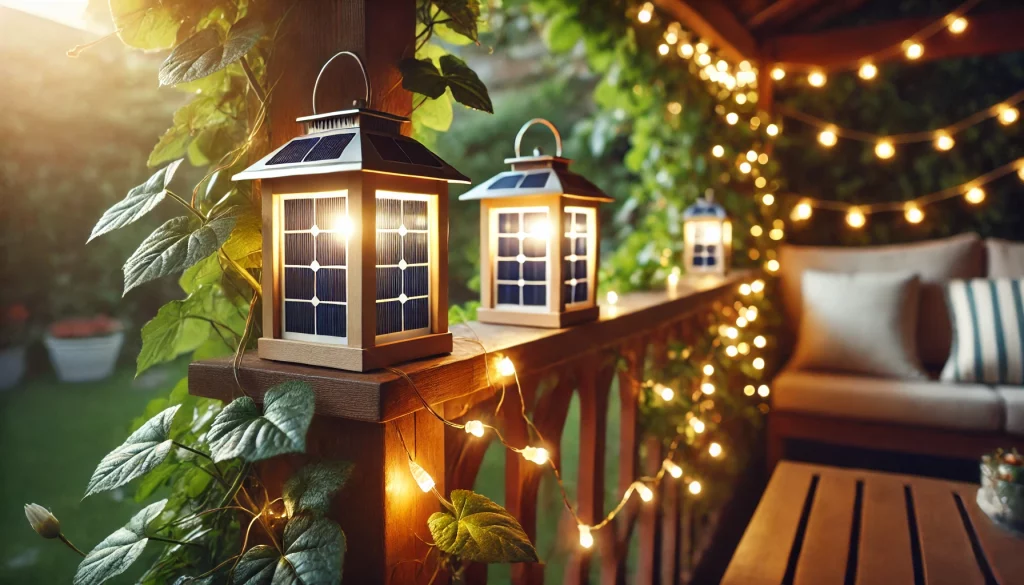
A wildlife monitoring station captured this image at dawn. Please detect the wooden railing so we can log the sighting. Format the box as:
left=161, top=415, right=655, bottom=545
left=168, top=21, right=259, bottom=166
left=189, top=272, right=749, bottom=584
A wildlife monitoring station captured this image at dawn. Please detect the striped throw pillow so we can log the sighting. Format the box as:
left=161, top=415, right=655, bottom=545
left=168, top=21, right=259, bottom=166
left=942, top=279, right=1024, bottom=384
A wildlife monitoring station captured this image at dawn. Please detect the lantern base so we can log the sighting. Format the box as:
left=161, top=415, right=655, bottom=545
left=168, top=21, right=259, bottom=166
left=476, top=306, right=600, bottom=329
left=257, top=333, right=453, bottom=372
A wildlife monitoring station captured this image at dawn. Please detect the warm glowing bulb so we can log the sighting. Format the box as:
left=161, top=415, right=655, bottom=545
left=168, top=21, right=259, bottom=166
left=658, top=384, right=675, bottom=401
left=770, top=67, right=785, bottom=80
left=754, top=177, right=767, bottom=188
left=875, top=139, right=895, bottom=160
left=766, top=259, right=780, bottom=272
left=846, top=207, right=866, bottom=228
left=697, top=53, right=711, bottom=66
left=766, top=123, right=779, bottom=136
left=736, top=316, right=748, bottom=327
left=726, top=345, right=738, bottom=357
left=664, top=30, right=678, bottom=44
left=948, top=16, right=968, bottom=34
left=751, top=279, right=765, bottom=293
left=1018, top=166, right=1024, bottom=182
left=793, top=200, right=813, bottom=221
left=726, top=327, right=738, bottom=339
left=667, top=101, right=682, bottom=115
left=726, top=112, right=739, bottom=125
left=735, top=93, right=747, bottom=105
left=762, top=193, right=775, bottom=206
left=858, top=62, right=878, bottom=80
left=965, top=187, right=986, bottom=204
left=408, top=460, right=435, bottom=493
left=664, top=460, right=683, bottom=478
left=808, top=71, right=826, bottom=87
left=746, top=307, right=758, bottom=321
left=606, top=291, right=619, bottom=305
left=769, top=228, right=784, bottom=241
left=757, top=384, right=770, bottom=397
left=712, top=144, right=725, bottom=158
left=934, top=131, right=955, bottom=151
left=753, top=357, right=765, bottom=370
left=716, top=59, right=728, bottom=72
left=678, top=43, right=694, bottom=58
left=739, top=283, right=752, bottom=295
left=904, top=204, right=924, bottom=224
left=743, top=150, right=756, bottom=163
left=637, top=3, right=653, bottom=23
left=667, top=272, right=680, bottom=288
left=635, top=482, right=654, bottom=502
left=739, top=162, right=752, bottom=173
left=999, top=106, right=1019, bottom=125
left=333, top=215, right=355, bottom=237
left=529, top=219, right=553, bottom=238
left=904, top=41, right=924, bottom=60
left=658, top=43, right=670, bottom=56
left=754, top=335, right=767, bottom=348
left=701, top=382, right=715, bottom=395
left=521, top=446, right=549, bottom=465
left=703, top=364, right=715, bottom=376
left=744, top=385, right=755, bottom=396
left=579, top=525, right=594, bottom=548
left=464, top=420, right=485, bottom=438
left=709, top=442, right=723, bottom=458
left=497, top=357, right=516, bottom=377
left=738, top=341, right=750, bottom=354
left=690, top=418, right=705, bottom=433
left=695, top=42, right=708, bottom=53
left=689, top=481, right=702, bottom=495
left=818, top=128, right=838, bottom=147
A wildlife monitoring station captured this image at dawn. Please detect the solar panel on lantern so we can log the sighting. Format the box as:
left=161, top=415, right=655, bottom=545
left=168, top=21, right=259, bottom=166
left=304, top=134, right=354, bottom=162
left=269, top=137, right=320, bottom=165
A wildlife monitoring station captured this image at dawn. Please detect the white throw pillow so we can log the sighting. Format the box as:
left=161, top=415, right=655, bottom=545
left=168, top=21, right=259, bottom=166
left=790, top=270, right=927, bottom=379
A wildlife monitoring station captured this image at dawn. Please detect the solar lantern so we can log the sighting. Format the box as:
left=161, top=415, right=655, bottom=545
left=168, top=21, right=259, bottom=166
left=459, top=119, right=612, bottom=328
left=233, top=52, right=469, bottom=372
left=683, top=191, right=732, bottom=275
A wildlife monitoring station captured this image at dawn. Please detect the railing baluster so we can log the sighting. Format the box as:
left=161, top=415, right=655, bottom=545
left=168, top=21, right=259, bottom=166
left=505, top=374, right=547, bottom=585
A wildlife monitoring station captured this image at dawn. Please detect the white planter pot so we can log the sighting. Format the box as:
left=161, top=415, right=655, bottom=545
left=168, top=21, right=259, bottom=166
left=0, top=345, right=27, bottom=390
left=44, top=331, right=124, bottom=383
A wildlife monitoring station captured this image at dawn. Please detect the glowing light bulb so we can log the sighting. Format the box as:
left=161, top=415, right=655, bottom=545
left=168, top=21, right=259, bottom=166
left=770, top=67, right=785, bottom=80
left=758, top=153, right=769, bottom=164
left=690, top=418, right=705, bottom=433
left=792, top=200, right=813, bottom=221
left=678, top=43, right=694, bottom=58
left=858, top=62, right=878, bottom=80
left=637, top=2, right=653, bottom=23
left=948, top=15, right=968, bottom=34
left=739, top=162, right=752, bottom=173
left=521, top=446, right=549, bottom=465
left=529, top=218, right=553, bottom=238
left=904, top=41, right=924, bottom=60
left=934, top=131, right=955, bottom=151
left=736, top=316, right=748, bottom=327
left=657, top=384, right=675, bottom=401
left=702, top=364, right=715, bottom=376
left=497, top=357, right=516, bottom=377
left=634, top=482, right=654, bottom=502
left=664, top=460, right=683, bottom=478
left=709, top=442, right=723, bottom=458
left=712, top=144, right=725, bottom=158
left=695, top=42, right=708, bottom=53
left=755, top=177, right=767, bottom=188
left=743, top=150, right=755, bottom=163
left=726, top=345, right=739, bottom=357
left=875, top=139, right=895, bottom=160
left=757, top=384, right=770, bottom=397
left=807, top=70, right=826, bottom=88
left=754, top=335, right=767, bottom=348
left=333, top=215, right=355, bottom=238
left=664, top=30, right=678, bottom=44
left=700, top=382, right=715, bottom=395
left=606, top=291, right=619, bottom=305
left=738, top=342, right=750, bottom=354
left=766, top=259, right=780, bottom=272
left=667, top=101, right=682, bottom=115
left=579, top=525, right=594, bottom=548
left=716, top=60, right=728, bottom=72
left=766, top=123, right=779, bottom=136
left=726, top=112, right=739, bottom=125
left=464, top=420, right=485, bottom=438
left=746, top=307, right=758, bottom=320
left=769, top=228, right=784, bottom=241
left=408, top=460, right=435, bottom=493
left=904, top=203, right=924, bottom=224
left=818, top=128, right=838, bottom=147
left=762, top=193, right=775, bottom=206
left=846, top=207, right=866, bottom=229
left=689, top=481, right=702, bottom=495
left=753, top=357, right=765, bottom=370
left=744, top=385, right=755, bottom=396
left=725, top=327, right=738, bottom=339
left=697, top=53, right=711, bottom=66
left=965, top=187, right=986, bottom=204
left=667, top=271, right=680, bottom=288
left=999, top=106, right=1019, bottom=125
left=735, top=93, right=747, bottom=105
left=658, top=43, right=670, bottom=56
left=751, top=279, right=765, bottom=293
left=739, top=283, right=752, bottom=295
left=1018, top=166, right=1024, bottom=182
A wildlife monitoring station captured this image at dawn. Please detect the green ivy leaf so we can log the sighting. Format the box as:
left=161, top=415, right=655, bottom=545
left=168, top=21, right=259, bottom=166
left=137, top=285, right=229, bottom=375
left=85, top=407, right=181, bottom=498
left=88, top=160, right=183, bottom=243
left=123, top=214, right=237, bottom=294
left=232, top=515, right=345, bottom=585
left=432, top=0, right=480, bottom=42
left=73, top=499, right=168, bottom=585
left=179, top=254, right=223, bottom=294
left=207, top=381, right=315, bottom=463
left=159, top=17, right=265, bottom=86
left=283, top=461, right=354, bottom=517
left=415, top=89, right=454, bottom=132
left=222, top=207, right=262, bottom=269
left=544, top=10, right=583, bottom=53
left=149, top=96, right=233, bottom=167
left=399, top=58, right=447, bottom=99
left=109, top=0, right=180, bottom=50
left=427, top=489, right=538, bottom=563
left=439, top=55, right=493, bottom=113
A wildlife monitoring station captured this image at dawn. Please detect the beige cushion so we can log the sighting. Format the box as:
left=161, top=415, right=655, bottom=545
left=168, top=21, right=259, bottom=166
left=773, top=368, right=1003, bottom=432
left=791, top=271, right=926, bottom=379
left=779, top=233, right=983, bottom=369
left=997, top=388, right=1024, bottom=436
left=986, top=238, right=1024, bottom=278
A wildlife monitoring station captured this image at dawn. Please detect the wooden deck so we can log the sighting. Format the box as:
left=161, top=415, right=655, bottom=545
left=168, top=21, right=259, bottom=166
left=723, top=461, right=1024, bottom=585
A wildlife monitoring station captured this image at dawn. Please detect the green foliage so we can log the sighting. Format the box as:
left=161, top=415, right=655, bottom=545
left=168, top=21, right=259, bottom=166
left=85, top=405, right=180, bottom=497
left=159, top=17, right=264, bottom=86
left=88, top=160, right=183, bottom=243
left=123, top=213, right=238, bottom=294
left=206, top=381, right=315, bottom=463
left=233, top=515, right=345, bottom=585
left=109, top=0, right=180, bottom=50
left=137, top=283, right=242, bottom=375
left=432, top=0, right=481, bottom=42
left=283, top=462, right=354, bottom=517
left=73, top=499, right=168, bottom=585
left=428, top=489, right=538, bottom=564
left=401, top=55, right=494, bottom=113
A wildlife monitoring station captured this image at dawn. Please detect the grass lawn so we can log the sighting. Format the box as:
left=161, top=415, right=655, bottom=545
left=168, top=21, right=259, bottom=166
left=0, top=359, right=185, bottom=585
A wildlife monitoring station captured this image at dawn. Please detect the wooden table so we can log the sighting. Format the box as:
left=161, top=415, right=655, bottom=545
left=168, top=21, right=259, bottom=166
left=722, top=461, right=1024, bottom=585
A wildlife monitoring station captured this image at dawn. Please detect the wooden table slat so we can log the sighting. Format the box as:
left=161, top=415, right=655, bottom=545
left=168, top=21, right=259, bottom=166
left=794, top=472, right=857, bottom=585
left=856, top=475, right=916, bottom=585
left=721, top=462, right=816, bottom=585
left=954, top=483, right=1024, bottom=585
left=910, top=479, right=986, bottom=585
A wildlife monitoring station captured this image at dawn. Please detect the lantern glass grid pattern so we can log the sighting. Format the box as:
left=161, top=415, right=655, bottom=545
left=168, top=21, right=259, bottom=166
left=495, top=208, right=549, bottom=308
left=375, top=191, right=431, bottom=339
left=563, top=207, right=593, bottom=306
left=281, top=193, right=349, bottom=342
left=691, top=222, right=722, bottom=268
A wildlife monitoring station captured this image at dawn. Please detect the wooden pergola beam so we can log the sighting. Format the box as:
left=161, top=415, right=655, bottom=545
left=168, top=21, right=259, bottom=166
left=654, top=0, right=758, bottom=63
left=764, top=8, right=1024, bottom=67
left=747, top=0, right=818, bottom=30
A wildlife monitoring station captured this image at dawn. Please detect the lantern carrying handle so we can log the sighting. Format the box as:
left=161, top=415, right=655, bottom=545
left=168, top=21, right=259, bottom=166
left=312, top=51, right=372, bottom=114
left=514, top=118, right=562, bottom=158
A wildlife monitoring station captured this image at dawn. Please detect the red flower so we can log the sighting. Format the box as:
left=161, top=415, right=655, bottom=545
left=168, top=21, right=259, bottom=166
left=5, top=304, right=29, bottom=323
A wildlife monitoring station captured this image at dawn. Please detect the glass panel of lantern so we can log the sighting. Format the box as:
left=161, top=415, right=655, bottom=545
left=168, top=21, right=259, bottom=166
left=683, top=192, right=732, bottom=275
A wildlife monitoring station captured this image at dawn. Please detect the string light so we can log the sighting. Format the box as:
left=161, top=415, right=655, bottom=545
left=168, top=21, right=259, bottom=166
left=702, top=364, right=715, bottom=376
left=999, top=106, right=1019, bottom=125
left=725, top=326, right=738, bottom=339
left=408, top=460, right=435, bottom=493
left=754, top=177, right=767, bottom=188
left=726, top=345, right=738, bottom=357
left=746, top=150, right=757, bottom=163
left=769, top=228, right=784, bottom=240
left=904, top=203, right=924, bottom=224
left=739, top=161, right=752, bottom=173
left=678, top=43, right=694, bottom=58
left=807, top=70, right=827, bottom=88
left=726, top=112, right=739, bottom=125
left=754, top=335, right=767, bottom=348
left=637, top=2, right=653, bottom=23
left=1019, top=166, right=1024, bottom=182
left=690, top=418, right=705, bottom=433
left=697, top=53, right=711, bottom=66
left=658, top=43, right=670, bottom=56
left=965, top=186, right=986, bottom=204
left=766, top=259, right=780, bottom=272
left=947, top=15, right=968, bottom=34
left=688, top=481, right=702, bottom=495
left=701, top=382, right=715, bottom=395
left=606, top=291, right=618, bottom=305
left=578, top=525, right=594, bottom=549
left=743, top=385, right=755, bottom=396
left=792, top=199, right=813, bottom=221
left=464, top=420, right=485, bottom=437
left=497, top=357, right=516, bottom=377
left=657, top=384, right=675, bottom=401
left=858, top=62, right=878, bottom=80
left=934, top=131, right=955, bottom=151
left=770, top=66, right=785, bottom=80
left=634, top=482, right=654, bottom=502
left=903, top=40, right=924, bottom=60
left=739, top=283, right=752, bottom=295
left=751, top=279, right=765, bottom=293
left=664, top=460, right=683, bottom=479
left=818, top=127, right=838, bottom=147
left=711, top=144, right=725, bottom=157
left=708, top=442, right=723, bottom=458
left=846, top=207, right=866, bottom=228
left=875, top=139, right=895, bottom=160
left=753, top=357, right=765, bottom=370
left=667, top=101, right=682, bottom=115
left=664, top=29, right=679, bottom=45
left=521, top=446, right=549, bottom=465
left=757, top=384, right=770, bottom=397
left=762, top=193, right=775, bottom=205
left=695, top=41, right=708, bottom=54
left=766, top=123, right=779, bottom=136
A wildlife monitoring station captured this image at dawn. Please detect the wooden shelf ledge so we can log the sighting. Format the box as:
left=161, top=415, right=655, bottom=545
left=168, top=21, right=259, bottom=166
left=188, top=271, right=751, bottom=423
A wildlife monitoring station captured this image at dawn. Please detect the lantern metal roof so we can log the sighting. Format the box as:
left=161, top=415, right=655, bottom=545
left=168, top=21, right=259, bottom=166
left=233, top=51, right=468, bottom=184
left=459, top=119, right=613, bottom=203
left=683, top=194, right=728, bottom=220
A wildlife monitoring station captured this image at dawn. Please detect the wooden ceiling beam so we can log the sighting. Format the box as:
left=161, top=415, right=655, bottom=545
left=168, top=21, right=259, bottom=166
left=764, top=9, right=1024, bottom=67
left=747, top=0, right=819, bottom=30
left=654, top=0, right=759, bottom=63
